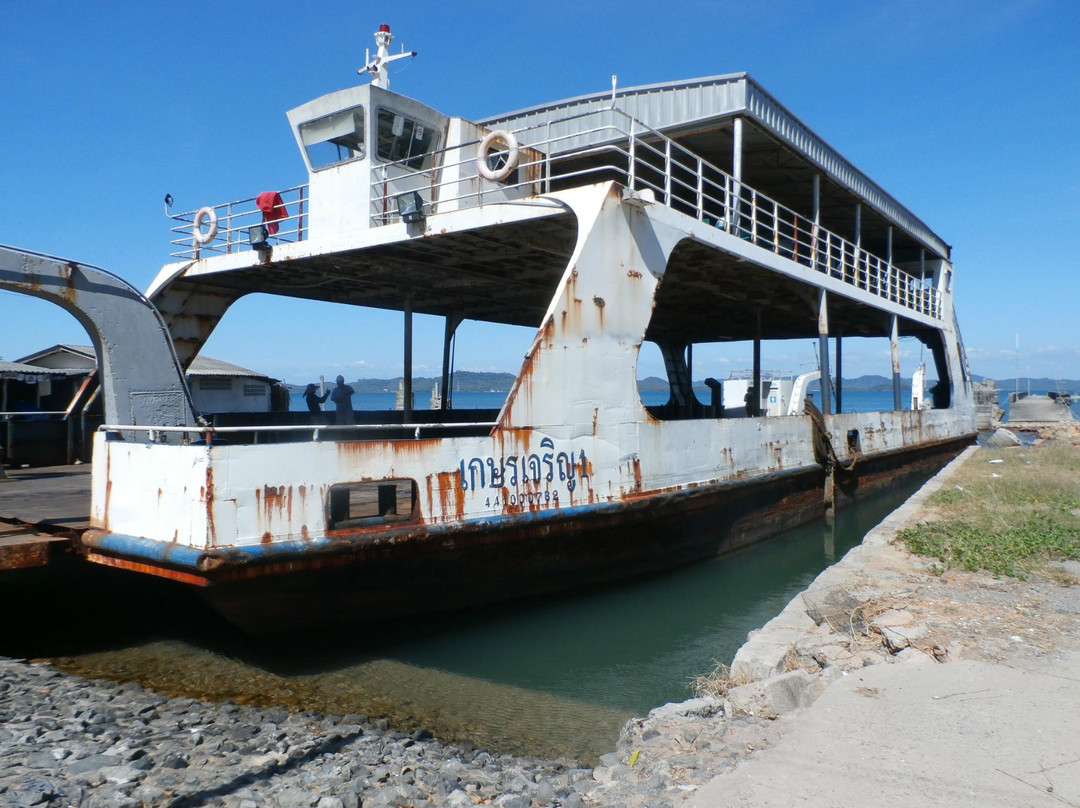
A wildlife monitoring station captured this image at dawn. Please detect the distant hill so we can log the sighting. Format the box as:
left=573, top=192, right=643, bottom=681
left=291, top=371, right=517, bottom=394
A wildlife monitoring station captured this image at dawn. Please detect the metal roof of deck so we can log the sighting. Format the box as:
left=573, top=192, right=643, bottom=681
left=481, top=73, right=950, bottom=261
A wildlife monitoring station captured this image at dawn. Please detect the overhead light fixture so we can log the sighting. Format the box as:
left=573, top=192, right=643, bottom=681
left=396, top=191, right=425, bottom=224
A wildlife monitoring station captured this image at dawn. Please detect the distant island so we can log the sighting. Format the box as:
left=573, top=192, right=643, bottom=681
left=292, top=371, right=1079, bottom=395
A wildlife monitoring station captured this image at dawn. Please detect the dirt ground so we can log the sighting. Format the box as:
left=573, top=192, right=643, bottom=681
left=798, top=425, right=1080, bottom=674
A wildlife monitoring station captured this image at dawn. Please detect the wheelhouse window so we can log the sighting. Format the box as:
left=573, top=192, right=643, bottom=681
left=376, top=108, right=438, bottom=169
left=299, top=106, right=366, bottom=169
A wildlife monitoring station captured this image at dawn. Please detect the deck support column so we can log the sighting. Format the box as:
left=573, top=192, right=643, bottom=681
left=440, top=313, right=462, bottom=411
left=854, top=203, right=862, bottom=286
left=731, top=116, right=743, bottom=233
left=835, top=332, right=843, bottom=413
left=891, top=314, right=902, bottom=410
left=811, top=175, right=821, bottom=271
left=752, top=311, right=761, bottom=417
left=817, top=290, right=831, bottom=416
left=403, top=299, right=413, bottom=423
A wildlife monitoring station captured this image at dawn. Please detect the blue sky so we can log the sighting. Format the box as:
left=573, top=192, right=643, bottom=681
left=2, top=0, right=1078, bottom=385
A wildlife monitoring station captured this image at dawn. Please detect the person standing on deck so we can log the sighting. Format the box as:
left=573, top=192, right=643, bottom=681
left=330, top=375, right=355, bottom=424
left=303, top=383, right=329, bottom=413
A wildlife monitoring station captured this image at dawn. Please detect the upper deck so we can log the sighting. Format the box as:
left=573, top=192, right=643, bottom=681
left=163, top=73, right=949, bottom=332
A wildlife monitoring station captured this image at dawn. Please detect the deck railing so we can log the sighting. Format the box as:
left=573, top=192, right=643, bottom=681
left=168, top=185, right=308, bottom=260
left=167, top=109, right=940, bottom=320
left=370, top=107, right=941, bottom=320
left=99, top=420, right=498, bottom=444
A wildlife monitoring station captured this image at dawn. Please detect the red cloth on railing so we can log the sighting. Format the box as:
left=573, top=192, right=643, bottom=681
left=256, top=191, right=288, bottom=235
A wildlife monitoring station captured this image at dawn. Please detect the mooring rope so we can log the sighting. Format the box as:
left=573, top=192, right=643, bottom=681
left=804, top=398, right=858, bottom=473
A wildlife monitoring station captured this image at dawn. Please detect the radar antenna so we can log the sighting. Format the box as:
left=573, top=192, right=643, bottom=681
left=360, top=24, right=416, bottom=90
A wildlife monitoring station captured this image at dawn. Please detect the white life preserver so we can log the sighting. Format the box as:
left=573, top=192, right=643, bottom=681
left=476, top=129, right=519, bottom=182
left=193, top=207, right=218, bottom=244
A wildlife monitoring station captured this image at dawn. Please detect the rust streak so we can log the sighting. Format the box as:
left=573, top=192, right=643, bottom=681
left=205, top=466, right=216, bottom=545
left=84, top=551, right=211, bottom=587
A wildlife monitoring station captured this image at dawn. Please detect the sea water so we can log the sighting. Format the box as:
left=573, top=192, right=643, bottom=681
left=293, top=387, right=905, bottom=414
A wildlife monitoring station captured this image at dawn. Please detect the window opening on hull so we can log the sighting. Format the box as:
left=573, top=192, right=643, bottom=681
left=300, top=106, right=366, bottom=170
left=640, top=332, right=954, bottom=421
left=328, top=479, right=417, bottom=530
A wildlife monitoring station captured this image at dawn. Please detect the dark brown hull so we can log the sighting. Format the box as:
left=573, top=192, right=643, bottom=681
left=197, top=434, right=973, bottom=634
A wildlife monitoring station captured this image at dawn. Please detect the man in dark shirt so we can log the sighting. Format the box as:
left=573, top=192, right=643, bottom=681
left=330, top=375, right=355, bottom=424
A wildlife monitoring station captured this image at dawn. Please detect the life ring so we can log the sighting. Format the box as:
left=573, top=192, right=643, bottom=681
left=193, top=207, right=218, bottom=244
left=476, top=130, right=519, bottom=182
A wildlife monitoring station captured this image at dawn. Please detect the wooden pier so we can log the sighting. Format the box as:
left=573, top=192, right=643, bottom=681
left=0, top=464, right=90, bottom=570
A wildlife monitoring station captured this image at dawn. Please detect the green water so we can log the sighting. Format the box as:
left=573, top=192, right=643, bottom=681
left=1, top=472, right=930, bottom=762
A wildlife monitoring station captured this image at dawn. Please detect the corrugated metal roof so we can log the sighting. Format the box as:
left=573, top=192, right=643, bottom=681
left=481, top=73, right=949, bottom=259
left=188, top=356, right=271, bottom=381
left=14, top=345, right=272, bottom=382
left=0, top=360, right=76, bottom=382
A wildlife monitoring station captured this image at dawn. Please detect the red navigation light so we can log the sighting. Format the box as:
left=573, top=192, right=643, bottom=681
left=379, top=24, right=391, bottom=33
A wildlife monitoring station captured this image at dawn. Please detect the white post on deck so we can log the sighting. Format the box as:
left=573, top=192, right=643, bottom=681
left=403, top=298, right=413, bottom=423
left=835, top=331, right=843, bottom=414
left=885, top=225, right=894, bottom=300
left=854, top=203, right=862, bottom=284
left=731, top=117, right=743, bottom=234
left=891, top=314, right=902, bottom=410
left=752, top=311, right=761, bottom=417
left=818, top=289, right=831, bottom=416
left=811, top=174, right=821, bottom=271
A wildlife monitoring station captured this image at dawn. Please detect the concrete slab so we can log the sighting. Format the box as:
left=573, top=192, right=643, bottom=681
left=0, top=464, right=91, bottom=529
left=688, top=653, right=1080, bottom=807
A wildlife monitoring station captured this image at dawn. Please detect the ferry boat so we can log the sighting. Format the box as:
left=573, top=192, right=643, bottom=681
left=12, top=26, right=977, bottom=630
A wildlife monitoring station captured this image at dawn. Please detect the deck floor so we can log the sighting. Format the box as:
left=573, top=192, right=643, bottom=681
left=0, top=464, right=91, bottom=530
left=0, top=464, right=90, bottom=568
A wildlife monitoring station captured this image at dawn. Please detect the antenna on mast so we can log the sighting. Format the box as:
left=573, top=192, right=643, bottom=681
left=360, top=24, right=416, bottom=90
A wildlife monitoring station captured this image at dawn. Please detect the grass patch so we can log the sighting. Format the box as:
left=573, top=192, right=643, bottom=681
left=899, top=444, right=1080, bottom=578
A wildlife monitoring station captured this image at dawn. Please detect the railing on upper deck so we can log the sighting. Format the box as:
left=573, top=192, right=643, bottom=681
left=168, top=185, right=308, bottom=260
left=370, top=108, right=942, bottom=320
left=166, top=110, right=940, bottom=320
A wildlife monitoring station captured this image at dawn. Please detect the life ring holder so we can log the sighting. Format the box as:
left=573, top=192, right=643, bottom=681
left=192, top=207, right=218, bottom=244
left=476, top=130, right=519, bottom=183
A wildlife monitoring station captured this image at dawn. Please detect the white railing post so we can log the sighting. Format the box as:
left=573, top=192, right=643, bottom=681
left=664, top=139, right=672, bottom=206
left=225, top=202, right=233, bottom=254
left=628, top=120, right=637, bottom=189
left=750, top=189, right=758, bottom=243
left=544, top=122, right=552, bottom=194
left=724, top=175, right=732, bottom=233
left=696, top=157, right=704, bottom=221
left=773, top=200, right=780, bottom=252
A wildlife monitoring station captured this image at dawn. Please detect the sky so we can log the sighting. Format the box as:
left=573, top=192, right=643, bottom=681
left=2, top=0, right=1079, bottom=386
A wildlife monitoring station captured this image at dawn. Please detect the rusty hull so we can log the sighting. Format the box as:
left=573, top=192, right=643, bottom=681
left=166, top=434, right=971, bottom=634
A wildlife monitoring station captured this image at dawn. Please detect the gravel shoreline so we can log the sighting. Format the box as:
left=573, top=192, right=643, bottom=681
left=2, top=654, right=784, bottom=808
left=1, top=656, right=590, bottom=808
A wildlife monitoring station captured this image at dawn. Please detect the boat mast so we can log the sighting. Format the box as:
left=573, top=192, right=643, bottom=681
left=360, top=23, right=416, bottom=90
